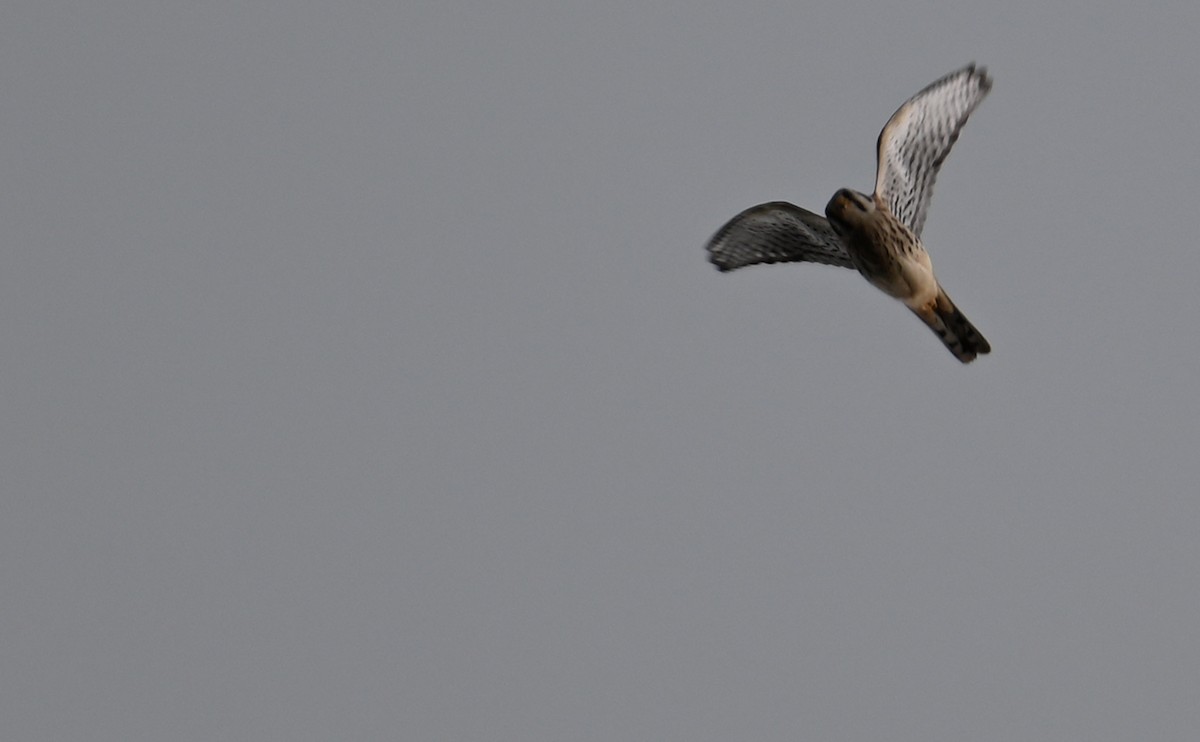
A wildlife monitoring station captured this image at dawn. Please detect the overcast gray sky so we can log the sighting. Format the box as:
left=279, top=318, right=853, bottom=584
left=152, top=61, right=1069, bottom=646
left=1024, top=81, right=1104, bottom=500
left=3, top=1, right=1199, bottom=740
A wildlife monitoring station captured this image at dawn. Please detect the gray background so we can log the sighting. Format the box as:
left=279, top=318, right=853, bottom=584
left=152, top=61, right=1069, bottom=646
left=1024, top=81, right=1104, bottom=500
left=3, top=1, right=1199, bottom=740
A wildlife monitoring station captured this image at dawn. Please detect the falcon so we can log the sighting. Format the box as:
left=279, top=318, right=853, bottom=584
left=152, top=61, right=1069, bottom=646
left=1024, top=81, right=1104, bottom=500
left=706, top=64, right=993, bottom=363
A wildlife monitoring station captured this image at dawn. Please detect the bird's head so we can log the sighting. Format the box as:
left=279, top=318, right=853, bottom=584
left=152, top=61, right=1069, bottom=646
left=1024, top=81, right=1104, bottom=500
left=825, top=188, right=875, bottom=233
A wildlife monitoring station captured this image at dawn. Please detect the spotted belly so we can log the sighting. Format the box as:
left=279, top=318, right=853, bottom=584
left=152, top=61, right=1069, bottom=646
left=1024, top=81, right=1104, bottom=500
left=851, top=230, right=940, bottom=306
left=843, top=231, right=908, bottom=295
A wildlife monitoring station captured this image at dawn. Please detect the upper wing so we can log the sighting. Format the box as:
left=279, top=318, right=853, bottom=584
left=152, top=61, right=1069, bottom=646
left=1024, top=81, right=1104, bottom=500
left=705, top=201, right=853, bottom=272
left=874, top=64, right=992, bottom=237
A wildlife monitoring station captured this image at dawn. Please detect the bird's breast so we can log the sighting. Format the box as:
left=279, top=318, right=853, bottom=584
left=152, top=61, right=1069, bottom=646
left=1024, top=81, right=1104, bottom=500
left=842, top=216, right=929, bottom=299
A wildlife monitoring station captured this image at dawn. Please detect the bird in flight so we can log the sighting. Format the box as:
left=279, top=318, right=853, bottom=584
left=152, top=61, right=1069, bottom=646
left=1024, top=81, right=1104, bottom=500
left=705, top=64, right=993, bottom=363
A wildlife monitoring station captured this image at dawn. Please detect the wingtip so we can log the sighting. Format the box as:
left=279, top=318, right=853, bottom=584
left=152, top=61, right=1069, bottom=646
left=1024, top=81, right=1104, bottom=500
left=965, top=61, right=993, bottom=91
left=704, top=240, right=735, bottom=272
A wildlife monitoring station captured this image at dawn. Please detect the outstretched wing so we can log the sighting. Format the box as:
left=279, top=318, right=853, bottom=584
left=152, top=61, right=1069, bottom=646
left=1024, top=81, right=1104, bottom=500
left=875, top=64, right=991, bottom=237
left=705, top=201, right=853, bottom=272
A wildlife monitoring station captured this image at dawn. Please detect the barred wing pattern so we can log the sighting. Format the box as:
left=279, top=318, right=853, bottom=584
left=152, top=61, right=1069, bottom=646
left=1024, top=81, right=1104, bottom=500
left=705, top=201, right=853, bottom=272
left=874, top=64, right=991, bottom=238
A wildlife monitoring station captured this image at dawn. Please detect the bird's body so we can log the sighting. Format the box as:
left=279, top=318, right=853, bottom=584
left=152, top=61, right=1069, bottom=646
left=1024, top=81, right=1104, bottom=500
left=706, top=64, right=993, bottom=363
left=826, top=189, right=933, bottom=305
left=825, top=187, right=990, bottom=363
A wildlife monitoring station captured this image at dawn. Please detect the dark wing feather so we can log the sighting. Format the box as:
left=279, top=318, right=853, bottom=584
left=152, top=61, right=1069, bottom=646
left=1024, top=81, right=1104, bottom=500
left=705, top=201, right=853, bottom=272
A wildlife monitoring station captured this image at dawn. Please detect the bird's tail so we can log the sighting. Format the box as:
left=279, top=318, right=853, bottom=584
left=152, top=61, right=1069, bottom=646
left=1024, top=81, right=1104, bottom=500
left=912, top=288, right=991, bottom=363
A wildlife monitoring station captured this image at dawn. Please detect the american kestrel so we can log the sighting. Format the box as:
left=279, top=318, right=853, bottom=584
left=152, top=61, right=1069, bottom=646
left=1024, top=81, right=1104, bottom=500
left=706, top=64, right=993, bottom=363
